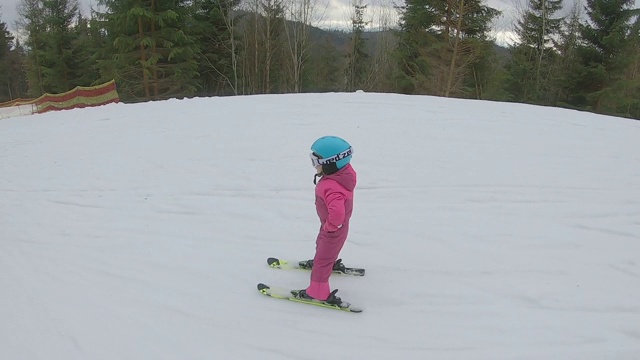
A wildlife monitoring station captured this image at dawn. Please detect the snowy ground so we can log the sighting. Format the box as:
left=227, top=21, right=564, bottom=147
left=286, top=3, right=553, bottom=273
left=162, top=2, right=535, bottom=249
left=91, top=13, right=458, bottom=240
left=1, top=93, right=639, bottom=360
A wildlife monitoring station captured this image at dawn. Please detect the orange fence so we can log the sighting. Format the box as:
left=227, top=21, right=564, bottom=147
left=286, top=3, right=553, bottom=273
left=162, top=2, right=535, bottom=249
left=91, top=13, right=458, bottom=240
left=0, top=80, right=120, bottom=119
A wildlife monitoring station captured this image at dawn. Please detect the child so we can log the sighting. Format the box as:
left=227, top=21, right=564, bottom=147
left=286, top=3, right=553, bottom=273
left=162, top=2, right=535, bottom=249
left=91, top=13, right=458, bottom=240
left=292, top=136, right=356, bottom=305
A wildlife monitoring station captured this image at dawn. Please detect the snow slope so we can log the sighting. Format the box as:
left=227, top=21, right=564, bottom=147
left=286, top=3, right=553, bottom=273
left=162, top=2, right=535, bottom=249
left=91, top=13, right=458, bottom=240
left=1, top=93, right=639, bottom=360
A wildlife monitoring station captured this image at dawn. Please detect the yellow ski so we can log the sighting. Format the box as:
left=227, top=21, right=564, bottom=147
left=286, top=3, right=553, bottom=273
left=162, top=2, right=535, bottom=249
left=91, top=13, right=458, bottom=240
left=257, top=283, right=363, bottom=313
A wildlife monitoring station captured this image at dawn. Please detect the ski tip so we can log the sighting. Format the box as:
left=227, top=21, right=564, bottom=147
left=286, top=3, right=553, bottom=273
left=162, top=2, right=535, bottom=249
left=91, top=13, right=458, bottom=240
left=257, top=283, right=270, bottom=291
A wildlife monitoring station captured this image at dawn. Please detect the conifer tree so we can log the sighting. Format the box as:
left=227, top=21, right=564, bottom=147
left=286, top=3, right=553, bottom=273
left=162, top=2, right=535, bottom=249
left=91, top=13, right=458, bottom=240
left=345, top=1, right=369, bottom=92
left=307, top=34, right=342, bottom=92
left=505, top=0, right=564, bottom=104
left=0, top=18, right=14, bottom=101
left=551, top=4, right=583, bottom=106
left=395, top=0, right=441, bottom=94
left=620, top=15, right=640, bottom=118
left=442, top=0, right=499, bottom=97
left=395, top=0, right=498, bottom=96
left=7, top=38, right=29, bottom=100
left=97, top=0, right=199, bottom=101
left=70, top=13, right=101, bottom=87
left=18, top=0, right=81, bottom=95
left=576, top=0, right=639, bottom=115
left=190, top=0, right=241, bottom=96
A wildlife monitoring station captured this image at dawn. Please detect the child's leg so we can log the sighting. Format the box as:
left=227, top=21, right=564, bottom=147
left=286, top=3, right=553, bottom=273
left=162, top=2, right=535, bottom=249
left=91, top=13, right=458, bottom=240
left=306, top=227, right=348, bottom=300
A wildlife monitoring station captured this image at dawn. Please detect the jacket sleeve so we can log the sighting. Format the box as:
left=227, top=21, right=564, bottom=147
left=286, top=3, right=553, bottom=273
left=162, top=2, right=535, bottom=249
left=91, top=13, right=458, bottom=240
left=320, top=180, right=347, bottom=232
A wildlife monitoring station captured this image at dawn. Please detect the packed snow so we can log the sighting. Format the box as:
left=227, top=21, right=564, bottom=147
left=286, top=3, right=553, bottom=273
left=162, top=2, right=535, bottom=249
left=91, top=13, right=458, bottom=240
left=1, top=92, right=639, bottom=359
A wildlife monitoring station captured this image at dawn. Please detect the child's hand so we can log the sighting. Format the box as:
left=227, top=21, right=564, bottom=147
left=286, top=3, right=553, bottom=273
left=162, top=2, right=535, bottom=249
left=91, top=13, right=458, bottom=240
left=323, top=222, right=343, bottom=232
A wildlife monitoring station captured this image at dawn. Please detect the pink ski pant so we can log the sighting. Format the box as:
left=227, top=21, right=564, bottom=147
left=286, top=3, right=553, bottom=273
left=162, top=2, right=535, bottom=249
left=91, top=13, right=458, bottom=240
left=306, top=224, right=349, bottom=300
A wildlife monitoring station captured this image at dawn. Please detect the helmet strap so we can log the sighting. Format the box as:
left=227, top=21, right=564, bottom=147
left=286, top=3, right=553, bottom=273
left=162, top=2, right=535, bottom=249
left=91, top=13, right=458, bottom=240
left=313, top=173, right=323, bottom=185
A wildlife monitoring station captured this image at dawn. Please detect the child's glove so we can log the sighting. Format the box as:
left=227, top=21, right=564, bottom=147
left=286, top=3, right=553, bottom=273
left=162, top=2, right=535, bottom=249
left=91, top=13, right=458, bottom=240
left=323, top=222, right=343, bottom=233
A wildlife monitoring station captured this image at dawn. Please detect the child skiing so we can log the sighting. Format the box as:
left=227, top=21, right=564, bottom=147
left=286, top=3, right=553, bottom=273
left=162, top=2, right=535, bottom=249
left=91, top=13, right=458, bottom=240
left=292, top=136, right=357, bottom=306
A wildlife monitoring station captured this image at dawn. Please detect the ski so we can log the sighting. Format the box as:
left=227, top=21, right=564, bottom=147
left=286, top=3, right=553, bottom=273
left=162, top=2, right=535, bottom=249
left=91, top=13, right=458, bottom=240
left=267, top=257, right=365, bottom=276
left=257, top=283, right=363, bottom=313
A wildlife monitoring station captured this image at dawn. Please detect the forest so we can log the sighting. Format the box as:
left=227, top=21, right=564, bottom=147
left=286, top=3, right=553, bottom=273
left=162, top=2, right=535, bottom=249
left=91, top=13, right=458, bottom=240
left=0, top=0, right=639, bottom=119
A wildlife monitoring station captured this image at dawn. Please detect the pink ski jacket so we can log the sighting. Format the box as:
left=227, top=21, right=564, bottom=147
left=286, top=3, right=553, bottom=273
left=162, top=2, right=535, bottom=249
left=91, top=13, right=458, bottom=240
left=315, top=164, right=357, bottom=234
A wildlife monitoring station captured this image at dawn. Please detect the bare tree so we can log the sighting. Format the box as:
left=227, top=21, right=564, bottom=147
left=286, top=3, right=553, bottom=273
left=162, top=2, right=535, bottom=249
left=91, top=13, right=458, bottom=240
left=362, top=0, right=397, bottom=92
left=226, top=0, right=240, bottom=95
left=239, top=0, right=285, bottom=93
left=237, top=0, right=261, bottom=93
left=262, top=0, right=285, bottom=93
left=282, top=0, right=328, bottom=92
left=445, top=0, right=465, bottom=97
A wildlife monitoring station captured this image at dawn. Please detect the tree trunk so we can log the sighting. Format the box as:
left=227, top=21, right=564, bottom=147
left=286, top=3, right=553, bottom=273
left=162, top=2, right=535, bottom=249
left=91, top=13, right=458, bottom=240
left=445, top=0, right=464, bottom=97
left=138, top=15, right=151, bottom=99
left=151, top=0, right=159, bottom=99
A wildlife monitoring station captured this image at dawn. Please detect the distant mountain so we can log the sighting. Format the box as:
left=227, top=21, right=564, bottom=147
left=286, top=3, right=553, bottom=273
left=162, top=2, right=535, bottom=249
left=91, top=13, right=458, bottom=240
left=310, top=26, right=512, bottom=62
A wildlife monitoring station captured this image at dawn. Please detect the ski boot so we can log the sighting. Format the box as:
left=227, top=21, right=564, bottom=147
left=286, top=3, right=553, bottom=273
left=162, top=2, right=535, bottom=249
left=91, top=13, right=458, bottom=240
left=291, top=289, right=345, bottom=307
left=298, top=259, right=346, bottom=272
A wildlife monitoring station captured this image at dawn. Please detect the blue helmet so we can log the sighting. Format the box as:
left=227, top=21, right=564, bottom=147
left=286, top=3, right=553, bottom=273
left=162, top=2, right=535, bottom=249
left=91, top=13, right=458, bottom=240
left=310, top=136, right=353, bottom=174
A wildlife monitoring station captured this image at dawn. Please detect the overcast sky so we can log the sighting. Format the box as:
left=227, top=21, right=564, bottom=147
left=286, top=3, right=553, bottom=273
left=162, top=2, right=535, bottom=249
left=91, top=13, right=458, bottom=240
left=1, top=0, right=639, bottom=45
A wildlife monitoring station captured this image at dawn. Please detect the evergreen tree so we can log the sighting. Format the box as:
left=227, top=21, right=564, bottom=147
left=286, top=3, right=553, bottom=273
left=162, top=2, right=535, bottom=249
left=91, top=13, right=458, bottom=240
left=552, top=5, right=583, bottom=107
left=18, top=0, right=48, bottom=96
left=466, top=40, right=509, bottom=101
left=10, top=39, right=29, bottom=98
left=395, top=0, right=441, bottom=94
left=307, top=34, right=342, bottom=92
left=0, top=18, right=14, bottom=101
left=9, top=39, right=29, bottom=100
left=97, top=0, right=200, bottom=101
left=190, top=0, right=241, bottom=96
left=576, top=0, right=639, bottom=114
left=395, top=0, right=499, bottom=96
left=615, top=13, right=640, bottom=118
left=442, top=0, right=500, bottom=97
left=345, top=2, right=369, bottom=91
left=18, top=0, right=82, bottom=95
left=506, top=0, right=564, bottom=104
left=70, top=13, right=101, bottom=87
